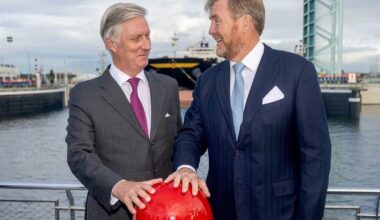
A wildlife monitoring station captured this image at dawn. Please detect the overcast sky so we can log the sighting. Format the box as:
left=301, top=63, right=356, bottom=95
left=0, top=0, right=379, bottom=74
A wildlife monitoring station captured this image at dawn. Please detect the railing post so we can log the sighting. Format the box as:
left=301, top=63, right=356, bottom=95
left=55, top=200, right=60, bottom=220
left=355, top=207, right=360, bottom=220
left=375, top=194, right=380, bottom=220
left=66, top=189, right=75, bottom=220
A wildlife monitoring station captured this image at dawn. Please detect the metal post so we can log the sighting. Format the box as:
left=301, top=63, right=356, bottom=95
left=171, top=33, right=179, bottom=59
left=55, top=200, right=60, bottom=220
left=376, top=195, right=380, bottom=219
left=64, top=86, right=69, bottom=107
left=66, top=189, right=75, bottom=220
left=355, top=207, right=360, bottom=220
left=28, top=52, right=31, bottom=75
left=303, top=0, right=343, bottom=74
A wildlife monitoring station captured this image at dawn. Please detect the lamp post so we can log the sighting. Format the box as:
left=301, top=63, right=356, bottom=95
left=1, top=36, right=13, bottom=65
left=6, top=36, right=13, bottom=46
left=5, top=36, right=13, bottom=64
left=35, top=58, right=41, bottom=89
left=171, top=33, right=179, bottom=59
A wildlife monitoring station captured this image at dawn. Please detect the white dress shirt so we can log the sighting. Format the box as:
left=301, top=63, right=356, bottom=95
left=178, top=41, right=265, bottom=173
left=109, top=63, right=152, bottom=205
left=109, top=63, right=152, bottom=137
left=229, top=41, right=264, bottom=108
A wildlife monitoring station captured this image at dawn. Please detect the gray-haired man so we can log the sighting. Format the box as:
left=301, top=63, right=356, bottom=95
left=66, top=3, right=181, bottom=220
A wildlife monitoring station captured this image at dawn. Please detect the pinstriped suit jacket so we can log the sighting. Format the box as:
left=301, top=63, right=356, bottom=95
left=173, top=45, right=331, bottom=220
left=66, top=69, right=181, bottom=220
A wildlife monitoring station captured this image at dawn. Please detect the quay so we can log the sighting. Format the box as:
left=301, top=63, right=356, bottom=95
left=1, top=83, right=378, bottom=119
left=361, top=83, right=380, bottom=105
left=179, top=83, right=380, bottom=119
left=319, top=83, right=365, bottom=119
left=0, top=87, right=69, bottom=118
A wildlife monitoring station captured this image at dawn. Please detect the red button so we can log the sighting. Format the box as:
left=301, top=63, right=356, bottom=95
left=136, top=182, right=213, bottom=220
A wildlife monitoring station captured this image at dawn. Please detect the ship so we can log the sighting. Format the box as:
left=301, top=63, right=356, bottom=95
left=0, top=64, right=31, bottom=87
left=146, top=37, right=364, bottom=119
left=145, top=34, right=220, bottom=90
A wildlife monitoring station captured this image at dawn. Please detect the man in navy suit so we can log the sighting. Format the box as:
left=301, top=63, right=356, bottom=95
left=165, top=0, right=331, bottom=219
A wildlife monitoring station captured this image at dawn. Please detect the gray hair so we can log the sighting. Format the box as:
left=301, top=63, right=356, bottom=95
left=205, top=0, right=265, bottom=36
left=100, top=3, right=147, bottom=43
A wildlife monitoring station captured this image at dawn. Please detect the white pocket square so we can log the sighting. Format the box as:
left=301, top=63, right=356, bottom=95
left=165, top=113, right=171, bottom=118
left=262, top=86, right=284, bottom=105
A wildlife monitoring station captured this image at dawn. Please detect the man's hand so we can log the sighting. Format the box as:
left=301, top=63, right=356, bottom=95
left=112, top=178, right=163, bottom=214
left=164, top=167, right=210, bottom=197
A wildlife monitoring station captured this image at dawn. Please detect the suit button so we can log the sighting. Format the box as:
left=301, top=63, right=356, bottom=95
left=153, top=168, right=158, bottom=175
left=150, top=141, right=155, bottom=146
left=235, top=150, right=241, bottom=156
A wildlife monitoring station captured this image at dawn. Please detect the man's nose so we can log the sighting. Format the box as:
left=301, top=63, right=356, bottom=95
left=208, top=22, right=216, bottom=35
left=142, top=37, right=151, bottom=50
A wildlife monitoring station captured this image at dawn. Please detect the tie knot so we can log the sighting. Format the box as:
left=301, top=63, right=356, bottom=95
left=233, top=63, right=245, bottom=76
left=128, top=77, right=140, bottom=90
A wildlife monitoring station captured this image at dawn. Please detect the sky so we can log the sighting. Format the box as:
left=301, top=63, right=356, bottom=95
left=0, top=0, right=379, bottom=75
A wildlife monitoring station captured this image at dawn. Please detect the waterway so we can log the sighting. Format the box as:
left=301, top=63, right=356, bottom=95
left=0, top=106, right=379, bottom=219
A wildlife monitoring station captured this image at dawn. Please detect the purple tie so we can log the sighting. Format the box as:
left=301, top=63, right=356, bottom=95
left=128, top=77, right=148, bottom=136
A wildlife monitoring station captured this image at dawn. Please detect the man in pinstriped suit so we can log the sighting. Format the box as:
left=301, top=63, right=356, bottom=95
left=66, top=3, right=181, bottom=220
left=165, top=0, right=331, bottom=219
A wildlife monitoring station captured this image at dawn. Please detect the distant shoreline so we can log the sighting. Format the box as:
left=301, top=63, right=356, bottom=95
left=180, top=83, right=380, bottom=106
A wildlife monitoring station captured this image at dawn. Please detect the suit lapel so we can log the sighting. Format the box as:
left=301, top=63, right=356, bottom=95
left=216, top=61, right=237, bottom=142
left=146, top=72, right=165, bottom=140
left=97, top=70, right=148, bottom=139
left=238, top=45, right=281, bottom=142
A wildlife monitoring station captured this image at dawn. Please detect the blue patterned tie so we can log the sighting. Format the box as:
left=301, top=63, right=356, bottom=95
left=231, top=63, right=245, bottom=139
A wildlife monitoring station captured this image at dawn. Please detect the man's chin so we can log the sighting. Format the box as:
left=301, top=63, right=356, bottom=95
left=216, top=49, right=226, bottom=59
left=137, top=61, right=149, bottom=70
left=138, top=58, right=149, bottom=65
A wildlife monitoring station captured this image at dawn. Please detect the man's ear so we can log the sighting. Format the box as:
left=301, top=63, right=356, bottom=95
left=105, top=38, right=117, bottom=53
left=242, top=15, right=251, bottom=33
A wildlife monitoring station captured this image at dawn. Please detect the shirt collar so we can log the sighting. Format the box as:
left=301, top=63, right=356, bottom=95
left=109, top=63, right=147, bottom=86
left=230, top=41, right=264, bottom=72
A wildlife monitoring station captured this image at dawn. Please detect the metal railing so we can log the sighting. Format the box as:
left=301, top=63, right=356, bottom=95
left=0, top=183, right=379, bottom=220
left=325, top=188, right=380, bottom=219
left=0, top=182, right=86, bottom=220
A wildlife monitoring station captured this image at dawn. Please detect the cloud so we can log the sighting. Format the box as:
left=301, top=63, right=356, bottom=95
left=262, top=0, right=302, bottom=41
left=0, top=0, right=379, bottom=74
left=343, top=43, right=380, bottom=72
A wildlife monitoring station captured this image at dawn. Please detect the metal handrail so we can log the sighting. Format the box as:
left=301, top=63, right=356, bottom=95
left=0, top=183, right=379, bottom=219
left=0, top=182, right=85, bottom=190
left=2, top=183, right=379, bottom=194
left=0, top=182, right=86, bottom=220
left=326, top=188, right=380, bottom=219
left=328, top=188, right=380, bottom=195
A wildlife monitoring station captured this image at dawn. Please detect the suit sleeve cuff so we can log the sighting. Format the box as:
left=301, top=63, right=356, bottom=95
left=177, top=165, right=196, bottom=173
left=110, top=179, right=126, bottom=205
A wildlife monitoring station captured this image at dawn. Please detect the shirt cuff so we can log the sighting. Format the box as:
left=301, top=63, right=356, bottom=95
left=110, top=179, right=126, bottom=205
left=177, top=165, right=196, bottom=173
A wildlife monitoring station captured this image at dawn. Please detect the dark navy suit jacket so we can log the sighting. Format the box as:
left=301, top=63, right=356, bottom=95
left=173, top=45, right=331, bottom=220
